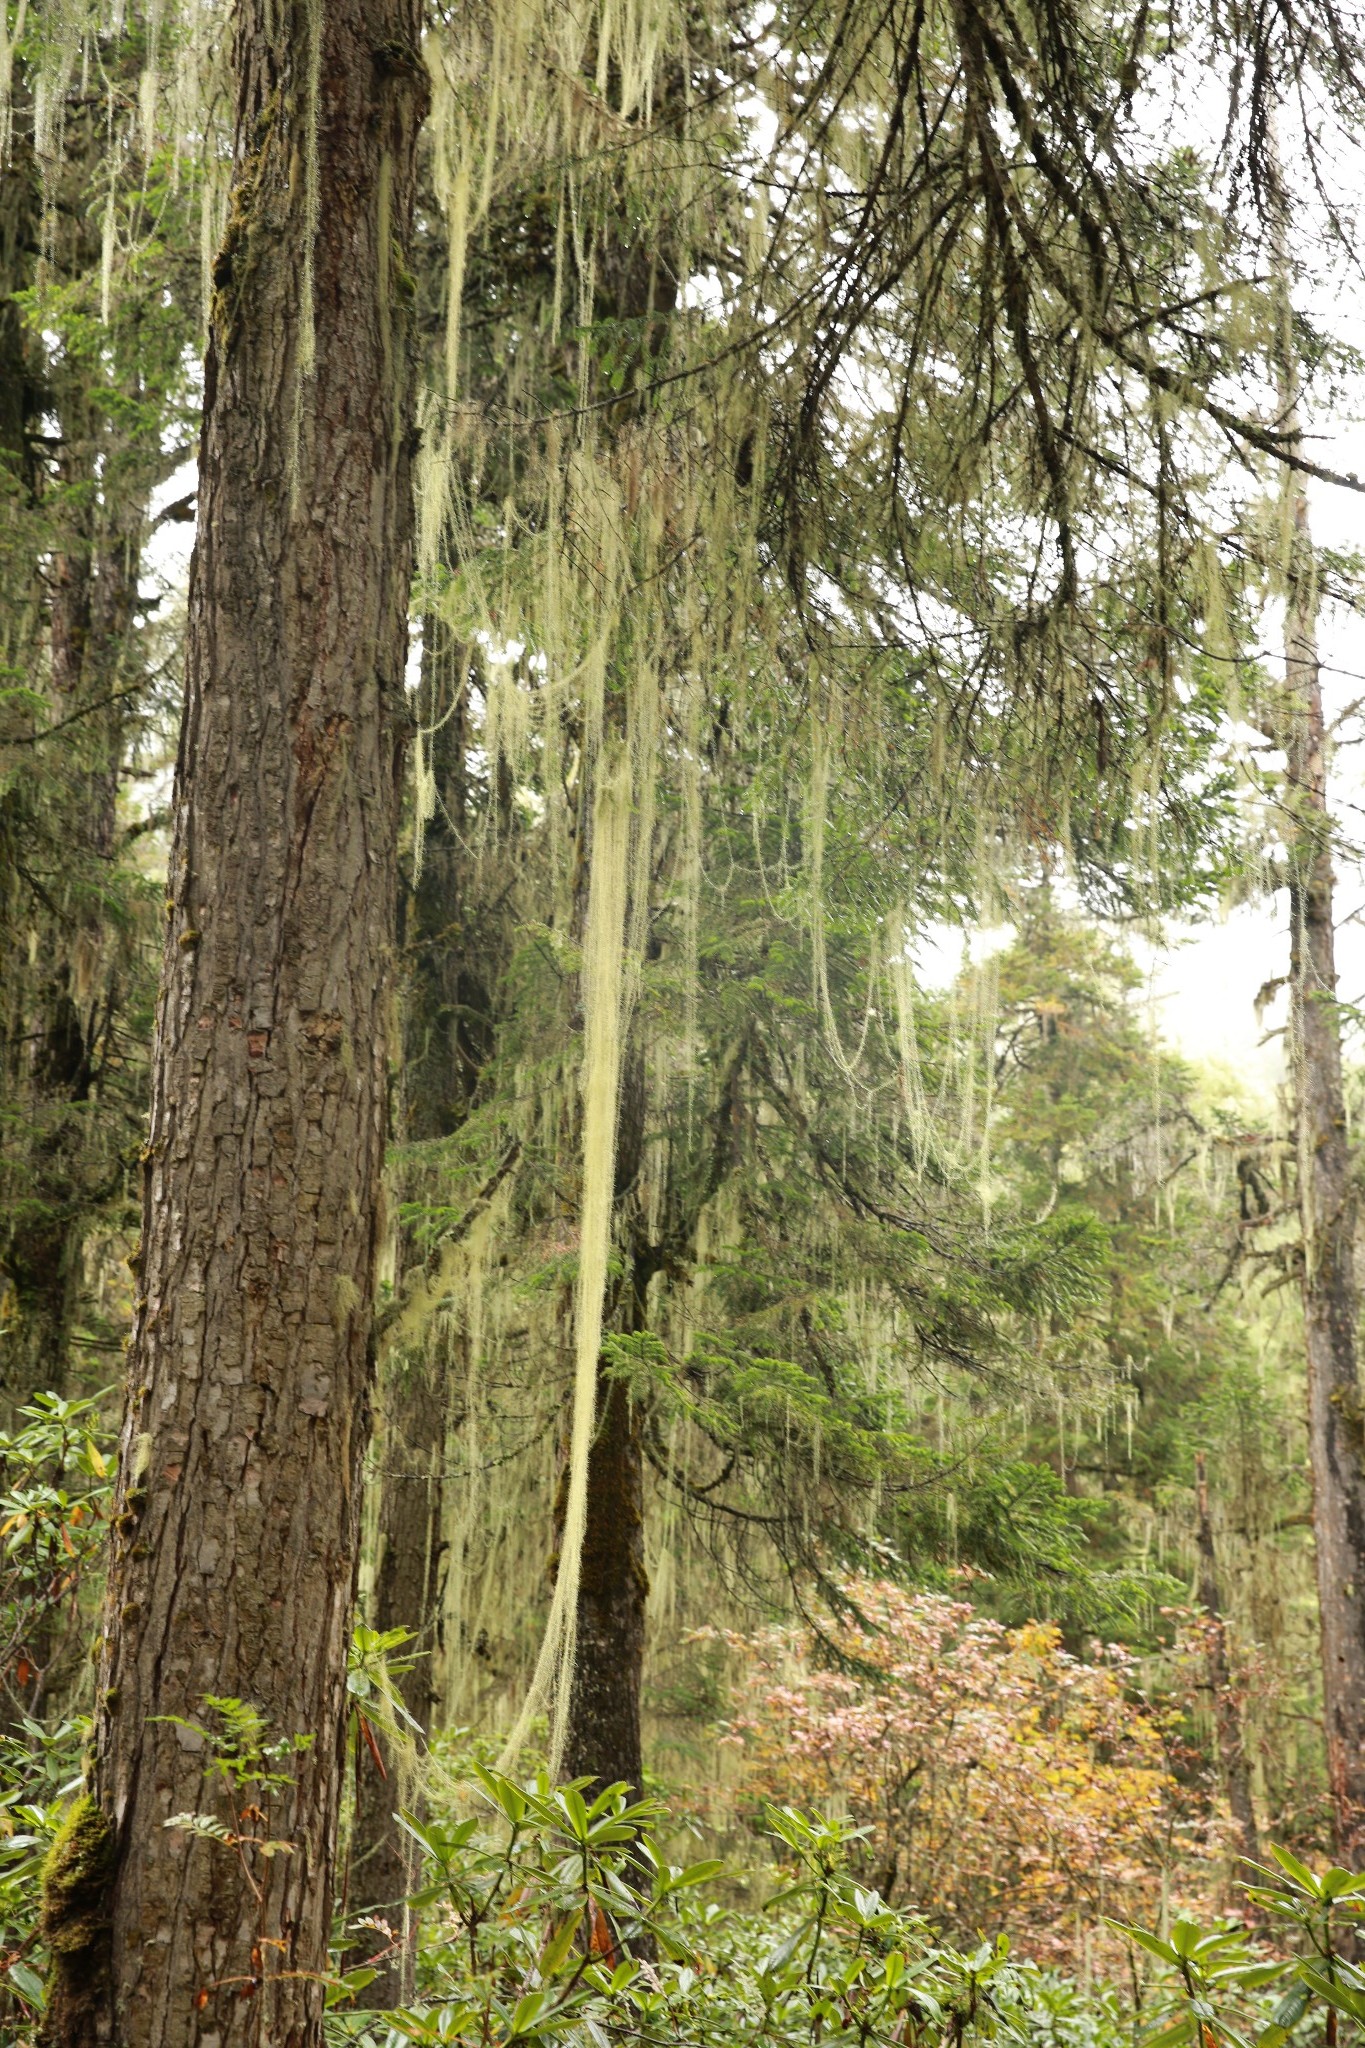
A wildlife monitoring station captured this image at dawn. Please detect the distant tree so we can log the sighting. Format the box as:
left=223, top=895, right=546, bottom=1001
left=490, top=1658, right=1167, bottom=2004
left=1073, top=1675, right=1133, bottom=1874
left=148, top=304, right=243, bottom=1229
left=0, top=68, right=194, bottom=1413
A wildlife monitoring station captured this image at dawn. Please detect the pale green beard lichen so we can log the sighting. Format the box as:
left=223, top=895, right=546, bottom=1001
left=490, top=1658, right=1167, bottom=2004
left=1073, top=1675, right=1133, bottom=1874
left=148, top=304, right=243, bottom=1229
left=498, top=747, right=633, bottom=1774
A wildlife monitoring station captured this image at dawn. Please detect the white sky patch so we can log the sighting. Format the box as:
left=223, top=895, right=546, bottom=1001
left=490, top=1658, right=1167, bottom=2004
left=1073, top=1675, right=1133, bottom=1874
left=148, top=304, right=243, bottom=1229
left=142, top=458, right=198, bottom=597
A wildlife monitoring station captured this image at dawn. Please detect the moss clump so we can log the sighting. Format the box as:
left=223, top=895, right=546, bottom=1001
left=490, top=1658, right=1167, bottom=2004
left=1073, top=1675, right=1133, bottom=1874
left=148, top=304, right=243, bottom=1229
left=38, top=1794, right=114, bottom=2040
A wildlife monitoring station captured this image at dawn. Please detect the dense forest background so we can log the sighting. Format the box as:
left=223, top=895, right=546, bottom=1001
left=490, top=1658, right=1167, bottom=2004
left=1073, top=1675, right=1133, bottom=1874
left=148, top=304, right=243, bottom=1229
left=11, top=0, right=1365, bottom=2043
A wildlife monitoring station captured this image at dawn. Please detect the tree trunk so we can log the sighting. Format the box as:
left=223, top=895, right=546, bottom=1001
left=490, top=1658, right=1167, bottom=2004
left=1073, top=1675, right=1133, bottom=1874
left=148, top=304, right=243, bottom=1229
left=1257, top=127, right=1365, bottom=1872
left=1194, top=1451, right=1259, bottom=1877
left=559, top=1049, right=650, bottom=1804
left=560, top=1360, right=648, bottom=1802
left=39, top=0, right=426, bottom=2033
left=1283, top=492, right=1365, bottom=1866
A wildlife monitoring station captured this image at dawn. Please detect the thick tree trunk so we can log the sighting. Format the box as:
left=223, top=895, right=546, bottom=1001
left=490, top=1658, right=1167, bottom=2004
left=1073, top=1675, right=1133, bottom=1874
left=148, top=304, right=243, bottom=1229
left=39, top=0, right=426, bottom=2035
left=1193, top=1451, right=1259, bottom=1877
left=1283, top=496, right=1365, bottom=1866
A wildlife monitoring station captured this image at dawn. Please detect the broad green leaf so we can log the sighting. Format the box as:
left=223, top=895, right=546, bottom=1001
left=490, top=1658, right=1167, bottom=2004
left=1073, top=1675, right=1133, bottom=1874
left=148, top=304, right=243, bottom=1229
left=509, top=1990, right=546, bottom=2035
left=1170, top=1917, right=1206, bottom=1959
left=1268, top=1845, right=1320, bottom=1896
left=539, top=1909, right=582, bottom=1978
left=7, top=1959, right=44, bottom=2008
left=1299, top=1968, right=1365, bottom=2024
left=1105, top=1920, right=1180, bottom=1966
left=761, top=1919, right=811, bottom=1977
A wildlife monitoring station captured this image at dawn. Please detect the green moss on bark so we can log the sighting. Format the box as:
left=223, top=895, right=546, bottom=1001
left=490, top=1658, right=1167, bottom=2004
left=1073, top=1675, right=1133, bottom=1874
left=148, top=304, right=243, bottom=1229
left=37, top=1794, right=114, bottom=2044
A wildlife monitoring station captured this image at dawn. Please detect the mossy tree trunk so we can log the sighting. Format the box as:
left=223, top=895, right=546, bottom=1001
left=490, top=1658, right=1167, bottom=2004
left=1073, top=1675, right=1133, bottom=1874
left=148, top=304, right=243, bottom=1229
left=39, top=0, right=426, bottom=2034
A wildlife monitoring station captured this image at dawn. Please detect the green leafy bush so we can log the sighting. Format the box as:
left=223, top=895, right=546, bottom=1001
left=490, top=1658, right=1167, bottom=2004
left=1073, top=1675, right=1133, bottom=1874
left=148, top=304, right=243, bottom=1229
left=330, top=1771, right=1134, bottom=2048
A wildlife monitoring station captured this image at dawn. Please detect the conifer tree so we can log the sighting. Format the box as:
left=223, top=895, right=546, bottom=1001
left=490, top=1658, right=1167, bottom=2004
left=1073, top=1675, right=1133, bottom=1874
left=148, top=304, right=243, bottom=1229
left=385, top=0, right=1292, bottom=1822
left=0, top=63, right=189, bottom=1412
left=38, top=0, right=427, bottom=2036
left=1276, top=343, right=1365, bottom=1865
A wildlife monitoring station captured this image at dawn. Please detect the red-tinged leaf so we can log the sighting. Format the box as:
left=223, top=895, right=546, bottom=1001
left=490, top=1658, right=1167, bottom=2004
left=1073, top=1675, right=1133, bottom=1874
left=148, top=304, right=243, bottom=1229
left=359, top=1712, right=388, bottom=1781
left=589, top=1897, right=617, bottom=1963
left=194, top=1990, right=210, bottom=2010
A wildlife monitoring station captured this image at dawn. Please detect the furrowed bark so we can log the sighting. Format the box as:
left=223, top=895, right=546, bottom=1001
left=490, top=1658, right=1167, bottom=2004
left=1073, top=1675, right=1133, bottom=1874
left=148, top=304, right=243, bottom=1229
left=39, top=0, right=426, bottom=2035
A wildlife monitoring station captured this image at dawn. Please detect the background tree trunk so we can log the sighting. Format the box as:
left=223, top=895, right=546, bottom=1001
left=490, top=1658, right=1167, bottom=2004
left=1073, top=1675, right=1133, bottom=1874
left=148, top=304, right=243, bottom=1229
left=559, top=1052, right=650, bottom=1804
left=1283, top=499, right=1365, bottom=1865
left=1258, top=126, right=1365, bottom=1872
left=39, top=0, right=426, bottom=2034
left=559, top=1360, right=648, bottom=1803
left=1193, top=1451, right=1259, bottom=1878
left=346, top=1346, right=445, bottom=2005
left=345, top=634, right=491, bottom=2005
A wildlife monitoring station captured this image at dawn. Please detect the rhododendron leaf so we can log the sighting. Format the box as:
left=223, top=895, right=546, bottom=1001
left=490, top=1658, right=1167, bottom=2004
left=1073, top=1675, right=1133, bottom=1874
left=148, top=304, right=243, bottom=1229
left=508, top=1991, right=546, bottom=2035
left=1169, top=1917, right=1206, bottom=1958
left=1299, top=1970, right=1365, bottom=2024
left=1105, top=1920, right=1180, bottom=1965
left=1267, top=1846, right=1320, bottom=1896
left=1268, top=1982, right=1310, bottom=2030
left=539, top=1909, right=582, bottom=1978
left=1142, top=2017, right=1195, bottom=2048
left=762, top=1920, right=811, bottom=1976
left=470, top=1762, right=529, bottom=1826
left=555, top=1787, right=592, bottom=1841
